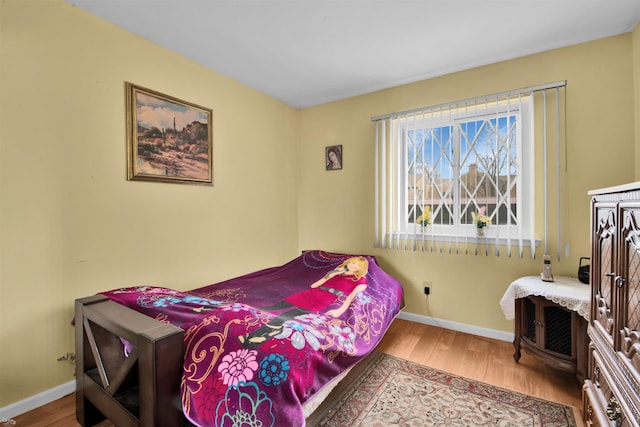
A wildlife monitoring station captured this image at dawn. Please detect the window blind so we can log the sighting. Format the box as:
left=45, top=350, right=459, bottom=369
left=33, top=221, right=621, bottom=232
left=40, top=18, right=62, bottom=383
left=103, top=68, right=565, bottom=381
left=373, top=82, right=567, bottom=259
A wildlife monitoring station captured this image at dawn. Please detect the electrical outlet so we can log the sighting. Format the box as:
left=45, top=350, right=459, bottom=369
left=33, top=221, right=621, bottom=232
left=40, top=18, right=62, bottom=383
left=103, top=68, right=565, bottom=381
left=423, top=280, right=432, bottom=295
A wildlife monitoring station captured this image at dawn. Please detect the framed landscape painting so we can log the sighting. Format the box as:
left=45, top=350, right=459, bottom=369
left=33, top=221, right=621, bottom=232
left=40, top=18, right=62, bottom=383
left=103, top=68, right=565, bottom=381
left=126, top=82, right=213, bottom=185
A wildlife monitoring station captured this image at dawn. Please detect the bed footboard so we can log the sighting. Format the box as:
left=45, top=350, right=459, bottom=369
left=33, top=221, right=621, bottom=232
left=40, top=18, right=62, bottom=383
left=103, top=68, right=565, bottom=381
left=75, top=295, right=185, bottom=427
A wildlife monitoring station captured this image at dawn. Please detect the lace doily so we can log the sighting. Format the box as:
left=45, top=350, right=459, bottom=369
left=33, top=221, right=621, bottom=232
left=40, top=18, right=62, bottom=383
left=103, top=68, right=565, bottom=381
left=500, top=275, right=591, bottom=321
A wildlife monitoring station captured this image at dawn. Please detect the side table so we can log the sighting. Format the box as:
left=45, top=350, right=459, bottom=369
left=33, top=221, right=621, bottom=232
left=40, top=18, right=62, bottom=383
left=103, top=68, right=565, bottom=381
left=500, top=276, right=590, bottom=383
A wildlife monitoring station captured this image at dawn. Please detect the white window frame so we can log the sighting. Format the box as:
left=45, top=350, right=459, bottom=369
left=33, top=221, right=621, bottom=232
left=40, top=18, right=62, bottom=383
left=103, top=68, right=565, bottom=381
left=394, top=98, right=535, bottom=242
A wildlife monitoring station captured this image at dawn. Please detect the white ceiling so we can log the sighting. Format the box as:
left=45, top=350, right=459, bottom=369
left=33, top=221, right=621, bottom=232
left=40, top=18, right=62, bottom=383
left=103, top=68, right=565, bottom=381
left=68, top=0, right=640, bottom=109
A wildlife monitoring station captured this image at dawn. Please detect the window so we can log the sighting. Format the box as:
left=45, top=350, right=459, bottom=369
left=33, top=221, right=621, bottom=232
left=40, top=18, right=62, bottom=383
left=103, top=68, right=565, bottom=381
left=373, top=83, right=566, bottom=258
left=400, top=98, right=533, bottom=239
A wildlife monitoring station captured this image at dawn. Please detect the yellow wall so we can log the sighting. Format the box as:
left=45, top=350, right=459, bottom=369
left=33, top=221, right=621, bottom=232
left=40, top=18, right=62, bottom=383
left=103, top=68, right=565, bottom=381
left=1, top=0, right=638, bottom=412
left=298, top=35, right=636, bottom=332
left=1, top=0, right=299, bottom=407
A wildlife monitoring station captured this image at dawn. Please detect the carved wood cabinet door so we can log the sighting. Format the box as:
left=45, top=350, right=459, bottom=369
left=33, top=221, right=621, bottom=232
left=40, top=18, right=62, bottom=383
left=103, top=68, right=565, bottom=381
left=585, top=184, right=640, bottom=427
left=618, top=203, right=640, bottom=383
left=592, top=200, right=617, bottom=344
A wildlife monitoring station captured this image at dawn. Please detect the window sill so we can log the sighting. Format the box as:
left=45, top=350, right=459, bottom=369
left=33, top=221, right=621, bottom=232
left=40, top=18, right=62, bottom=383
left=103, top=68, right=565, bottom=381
left=389, top=232, right=541, bottom=248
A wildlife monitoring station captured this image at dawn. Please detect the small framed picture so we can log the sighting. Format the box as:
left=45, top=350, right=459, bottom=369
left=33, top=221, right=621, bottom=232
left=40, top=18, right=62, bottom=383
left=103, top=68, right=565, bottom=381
left=126, top=82, right=213, bottom=185
left=325, top=145, right=343, bottom=170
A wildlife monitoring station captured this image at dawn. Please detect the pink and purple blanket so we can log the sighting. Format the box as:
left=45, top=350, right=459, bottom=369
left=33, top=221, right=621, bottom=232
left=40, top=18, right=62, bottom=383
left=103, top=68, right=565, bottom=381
left=100, top=250, right=403, bottom=427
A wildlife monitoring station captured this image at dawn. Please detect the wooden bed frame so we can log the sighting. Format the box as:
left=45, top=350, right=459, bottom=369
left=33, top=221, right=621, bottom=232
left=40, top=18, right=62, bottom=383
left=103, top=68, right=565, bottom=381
left=75, top=294, right=377, bottom=427
left=76, top=295, right=184, bottom=426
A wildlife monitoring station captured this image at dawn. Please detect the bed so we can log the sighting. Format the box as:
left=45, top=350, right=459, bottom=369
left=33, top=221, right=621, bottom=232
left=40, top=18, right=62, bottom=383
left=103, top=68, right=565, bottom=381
left=75, top=250, right=404, bottom=427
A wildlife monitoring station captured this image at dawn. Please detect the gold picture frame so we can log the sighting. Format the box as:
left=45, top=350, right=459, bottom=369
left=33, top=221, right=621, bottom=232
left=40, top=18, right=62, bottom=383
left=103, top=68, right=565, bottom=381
left=126, top=82, right=213, bottom=185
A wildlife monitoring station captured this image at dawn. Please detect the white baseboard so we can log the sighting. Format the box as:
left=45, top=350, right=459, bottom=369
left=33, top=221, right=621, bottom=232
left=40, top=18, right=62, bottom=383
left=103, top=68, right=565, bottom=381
left=397, top=311, right=515, bottom=343
left=0, top=380, right=75, bottom=421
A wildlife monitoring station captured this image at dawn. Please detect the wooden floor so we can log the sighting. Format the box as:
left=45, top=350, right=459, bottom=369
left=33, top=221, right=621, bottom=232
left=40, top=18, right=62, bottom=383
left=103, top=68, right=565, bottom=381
left=11, top=318, right=584, bottom=426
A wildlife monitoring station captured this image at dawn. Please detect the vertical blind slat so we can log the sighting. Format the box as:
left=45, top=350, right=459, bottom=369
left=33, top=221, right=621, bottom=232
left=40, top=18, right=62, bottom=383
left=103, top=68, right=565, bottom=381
left=555, top=88, right=562, bottom=262
left=380, top=120, right=387, bottom=248
left=542, top=90, right=549, bottom=256
left=374, top=121, right=379, bottom=248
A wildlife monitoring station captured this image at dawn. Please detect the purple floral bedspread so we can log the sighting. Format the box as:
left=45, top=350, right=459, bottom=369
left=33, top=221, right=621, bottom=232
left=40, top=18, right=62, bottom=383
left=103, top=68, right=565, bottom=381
left=100, top=250, right=403, bottom=427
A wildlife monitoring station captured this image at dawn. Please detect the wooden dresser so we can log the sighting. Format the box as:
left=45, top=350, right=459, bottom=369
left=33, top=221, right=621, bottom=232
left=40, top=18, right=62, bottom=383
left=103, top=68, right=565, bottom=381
left=583, top=183, right=640, bottom=427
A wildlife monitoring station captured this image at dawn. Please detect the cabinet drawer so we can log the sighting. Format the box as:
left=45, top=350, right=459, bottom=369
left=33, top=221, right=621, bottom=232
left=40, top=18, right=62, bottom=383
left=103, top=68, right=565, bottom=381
left=586, top=350, right=634, bottom=427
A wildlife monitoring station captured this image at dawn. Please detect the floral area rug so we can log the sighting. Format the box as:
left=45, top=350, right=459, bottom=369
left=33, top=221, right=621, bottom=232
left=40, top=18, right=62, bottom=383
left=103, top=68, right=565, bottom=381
left=317, top=352, right=577, bottom=427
